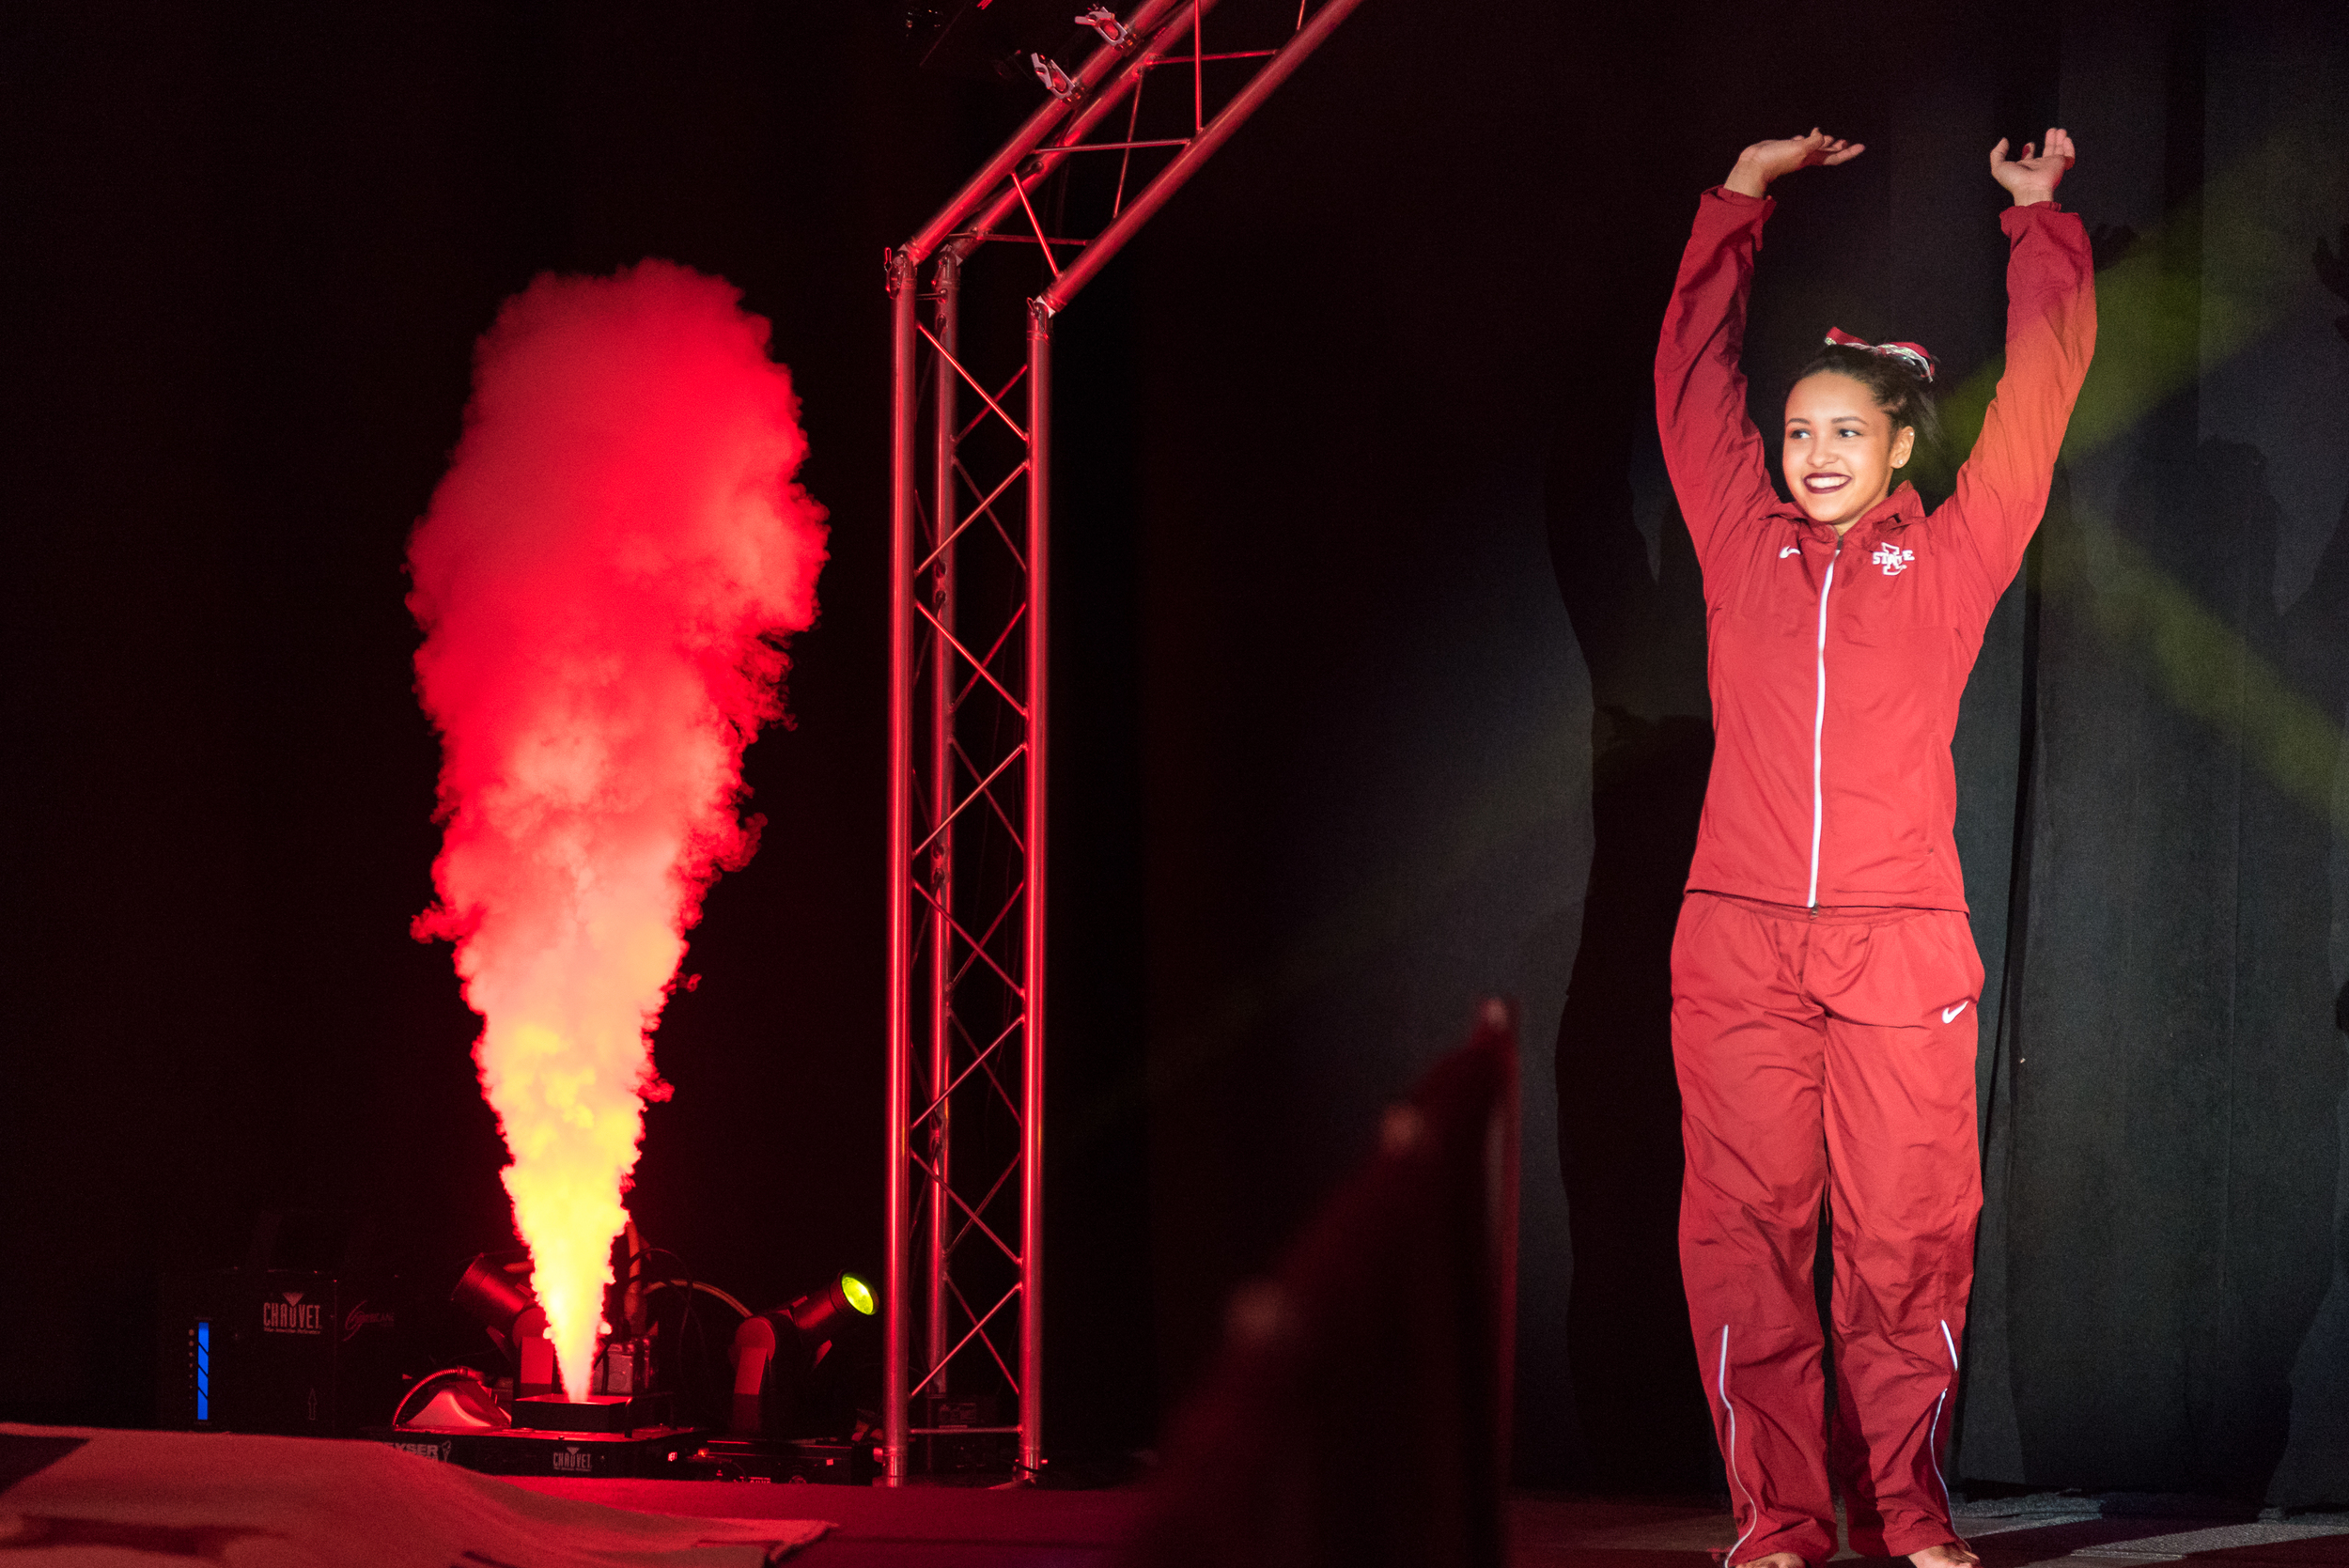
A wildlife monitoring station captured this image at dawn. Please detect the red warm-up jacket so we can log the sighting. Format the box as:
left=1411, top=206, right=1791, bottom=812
left=1656, top=188, right=2096, bottom=911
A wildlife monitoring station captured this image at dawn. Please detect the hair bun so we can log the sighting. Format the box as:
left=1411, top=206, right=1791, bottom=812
left=1823, top=326, right=1937, bottom=384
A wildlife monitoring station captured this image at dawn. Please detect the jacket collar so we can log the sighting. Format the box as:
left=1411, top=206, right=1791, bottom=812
left=1869, top=482, right=1926, bottom=534
left=1773, top=481, right=1924, bottom=543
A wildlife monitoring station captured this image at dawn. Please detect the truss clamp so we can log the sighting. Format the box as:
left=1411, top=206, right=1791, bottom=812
left=1074, top=7, right=1135, bottom=48
left=1030, top=53, right=1083, bottom=104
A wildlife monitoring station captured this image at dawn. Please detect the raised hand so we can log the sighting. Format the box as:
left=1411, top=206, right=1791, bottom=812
left=1991, top=129, right=2077, bottom=206
left=1724, top=129, right=1865, bottom=198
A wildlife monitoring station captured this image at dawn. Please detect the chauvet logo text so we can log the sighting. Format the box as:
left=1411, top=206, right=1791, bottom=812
left=261, top=1293, right=325, bottom=1335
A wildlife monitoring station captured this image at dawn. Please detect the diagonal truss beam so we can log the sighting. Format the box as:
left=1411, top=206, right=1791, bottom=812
left=1040, top=0, right=1366, bottom=314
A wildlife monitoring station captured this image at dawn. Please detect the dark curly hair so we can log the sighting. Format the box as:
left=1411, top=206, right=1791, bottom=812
left=1789, top=342, right=1944, bottom=460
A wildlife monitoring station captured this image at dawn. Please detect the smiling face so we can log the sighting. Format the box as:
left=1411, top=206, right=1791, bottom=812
left=1782, top=371, right=1917, bottom=531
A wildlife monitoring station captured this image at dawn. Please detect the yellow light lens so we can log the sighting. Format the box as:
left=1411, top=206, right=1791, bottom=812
left=840, top=1274, right=876, bottom=1316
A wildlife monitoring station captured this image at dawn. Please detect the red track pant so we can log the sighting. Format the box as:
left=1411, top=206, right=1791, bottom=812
left=1671, top=892, right=1983, bottom=1564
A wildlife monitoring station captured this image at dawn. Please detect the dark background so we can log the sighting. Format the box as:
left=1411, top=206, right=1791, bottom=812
left=5, top=0, right=2346, bottom=1504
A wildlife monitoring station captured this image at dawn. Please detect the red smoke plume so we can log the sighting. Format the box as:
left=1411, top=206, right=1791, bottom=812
left=408, top=261, right=827, bottom=1403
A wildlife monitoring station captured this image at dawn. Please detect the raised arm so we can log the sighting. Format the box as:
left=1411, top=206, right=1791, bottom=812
left=1657, top=132, right=1862, bottom=573
left=1948, top=130, right=2097, bottom=598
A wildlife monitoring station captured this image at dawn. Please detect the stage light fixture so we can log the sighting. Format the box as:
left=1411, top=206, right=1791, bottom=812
left=789, top=1272, right=878, bottom=1346
left=728, top=1273, right=878, bottom=1436
left=451, top=1254, right=557, bottom=1397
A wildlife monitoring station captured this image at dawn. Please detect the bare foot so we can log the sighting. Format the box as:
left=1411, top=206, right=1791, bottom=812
left=1909, top=1543, right=1980, bottom=1568
left=1731, top=1554, right=1807, bottom=1568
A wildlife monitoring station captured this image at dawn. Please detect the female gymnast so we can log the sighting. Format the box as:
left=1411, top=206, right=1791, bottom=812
left=1653, top=128, right=2094, bottom=1568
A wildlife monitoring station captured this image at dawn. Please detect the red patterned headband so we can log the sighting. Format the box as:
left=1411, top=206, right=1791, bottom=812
left=1825, top=327, right=1937, bottom=384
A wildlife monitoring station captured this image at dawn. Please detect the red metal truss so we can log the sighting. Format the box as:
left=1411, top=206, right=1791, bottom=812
left=883, top=0, right=1367, bottom=1483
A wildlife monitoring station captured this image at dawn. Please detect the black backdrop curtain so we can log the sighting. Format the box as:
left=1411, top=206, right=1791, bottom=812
left=1960, top=1, right=2349, bottom=1502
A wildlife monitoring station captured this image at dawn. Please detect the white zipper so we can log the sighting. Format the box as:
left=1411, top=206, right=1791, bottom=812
left=1807, top=538, right=1841, bottom=908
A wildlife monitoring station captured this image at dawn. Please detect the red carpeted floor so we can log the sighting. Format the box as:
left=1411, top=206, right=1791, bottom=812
left=516, top=1477, right=1152, bottom=1566
left=18, top=1422, right=2341, bottom=1564
left=517, top=1481, right=2349, bottom=1568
